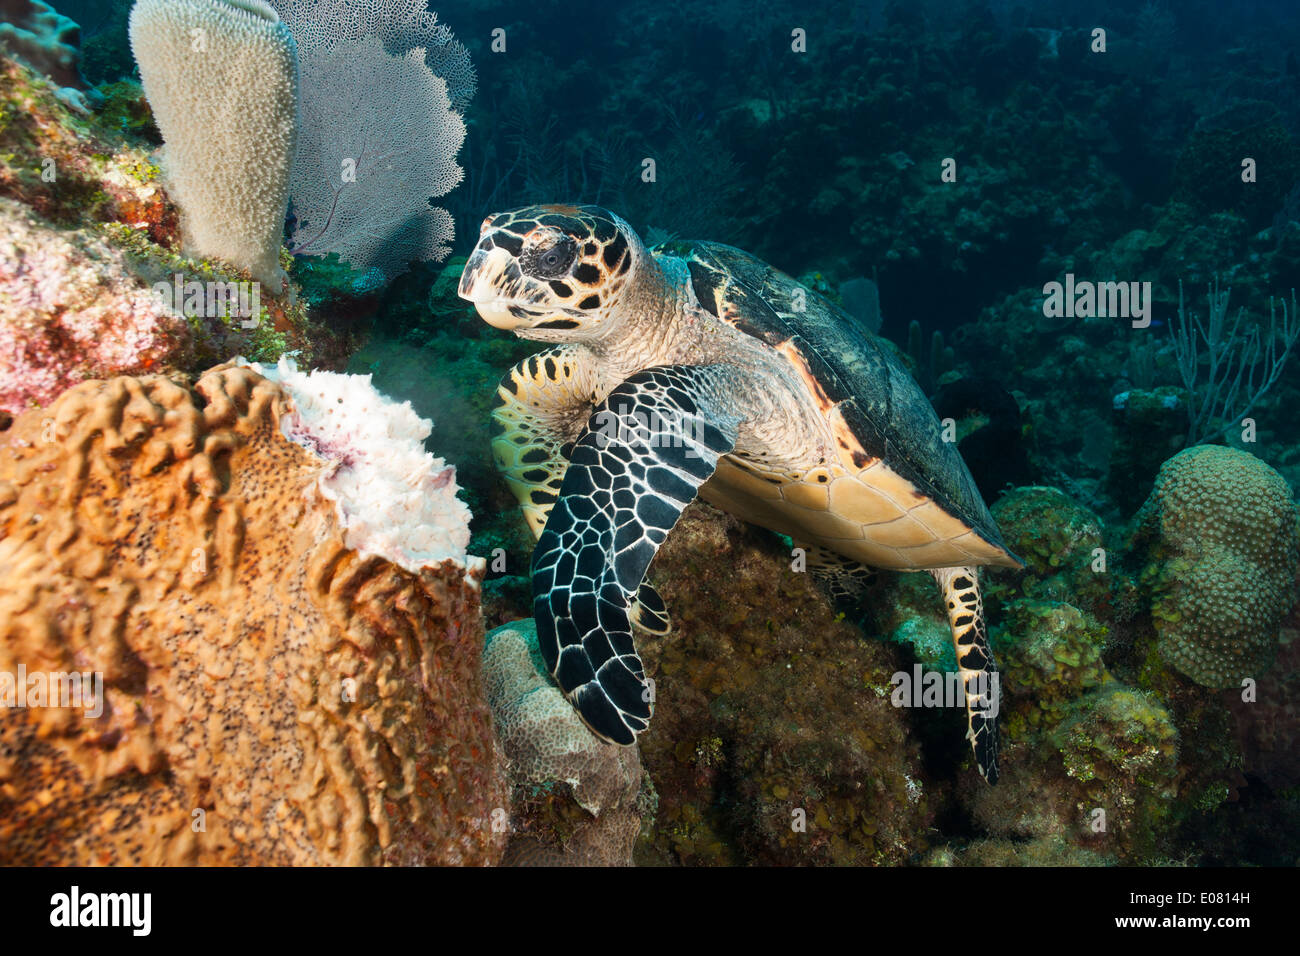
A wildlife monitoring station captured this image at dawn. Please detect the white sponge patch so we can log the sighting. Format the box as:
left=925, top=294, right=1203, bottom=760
left=248, top=356, right=473, bottom=573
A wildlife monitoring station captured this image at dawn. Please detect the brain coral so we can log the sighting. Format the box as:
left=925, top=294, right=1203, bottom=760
left=1137, top=445, right=1300, bottom=688
left=0, top=363, right=505, bottom=865
left=129, top=0, right=298, bottom=289
left=482, top=619, right=646, bottom=866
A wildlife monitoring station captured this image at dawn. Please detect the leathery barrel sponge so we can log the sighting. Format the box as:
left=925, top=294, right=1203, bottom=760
left=0, top=361, right=505, bottom=865
left=1134, top=445, right=1300, bottom=688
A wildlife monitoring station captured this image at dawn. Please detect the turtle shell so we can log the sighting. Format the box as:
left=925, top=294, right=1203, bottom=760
left=657, top=239, right=1020, bottom=567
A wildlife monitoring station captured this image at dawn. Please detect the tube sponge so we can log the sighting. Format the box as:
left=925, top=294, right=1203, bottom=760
left=128, top=0, right=297, bottom=289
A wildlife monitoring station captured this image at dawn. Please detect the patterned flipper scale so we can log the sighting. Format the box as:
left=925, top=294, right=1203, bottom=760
left=932, top=566, right=1000, bottom=784
left=532, top=365, right=738, bottom=744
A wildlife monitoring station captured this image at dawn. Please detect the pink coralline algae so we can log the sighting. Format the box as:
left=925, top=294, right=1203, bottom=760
left=0, top=197, right=190, bottom=415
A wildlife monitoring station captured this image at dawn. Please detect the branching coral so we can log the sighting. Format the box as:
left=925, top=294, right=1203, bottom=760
left=1171, top=279, right=1300, bottom=445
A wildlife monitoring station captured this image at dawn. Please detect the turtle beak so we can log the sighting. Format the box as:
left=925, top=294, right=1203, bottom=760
left=459, top=243, right=541, bottom=330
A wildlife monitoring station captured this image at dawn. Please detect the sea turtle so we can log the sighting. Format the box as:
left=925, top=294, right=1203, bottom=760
left=459, top=204, right=1022, bottom=783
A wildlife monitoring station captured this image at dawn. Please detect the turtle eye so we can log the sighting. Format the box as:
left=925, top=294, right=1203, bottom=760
left=528, top=236, right=577, bottom=279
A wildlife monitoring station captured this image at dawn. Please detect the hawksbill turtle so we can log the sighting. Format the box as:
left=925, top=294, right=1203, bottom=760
left=459, top=204, right=1022, bottom=783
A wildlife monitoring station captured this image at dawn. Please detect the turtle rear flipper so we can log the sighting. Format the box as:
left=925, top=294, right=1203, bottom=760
left=932, top=566, right=1000, bottom=784
left=798, top=542, right=879, bottom=606
left=534, top=365, right=739, bottom=744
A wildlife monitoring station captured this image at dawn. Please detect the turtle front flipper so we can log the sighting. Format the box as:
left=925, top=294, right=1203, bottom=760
left=492, top=346, right=606, bottom=539
left=931, top=566, right=1000, bottom=784
left=493, top=346, right=674, bottom=636
left=630, top=580, right=672, bottom=635
left=533, top=365, right=740, bottom=744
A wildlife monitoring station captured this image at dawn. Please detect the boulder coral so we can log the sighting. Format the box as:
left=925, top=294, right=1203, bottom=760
left=1134, top=445, right=1300, bottom=688
left=483, top=619, right=648, bottom=866
left=0, top=362, right=505, bottom=865
left=986, top=485, right=1112, bottom=615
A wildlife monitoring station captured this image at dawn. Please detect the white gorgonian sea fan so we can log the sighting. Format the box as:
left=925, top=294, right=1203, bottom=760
left=270, top=0, right=475, bottom=111
left=267, top=1, right=472, bottom=279
left=286, top=33, right=467, bottom=278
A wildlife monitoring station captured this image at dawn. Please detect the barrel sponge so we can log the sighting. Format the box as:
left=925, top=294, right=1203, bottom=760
left=1140, top=445, right=1300, bottom=687
left=0, top=364, right=505, bottom=864
left=246, top=355, right=472, bottom=570
left=128, top=0, right=297, bottom=289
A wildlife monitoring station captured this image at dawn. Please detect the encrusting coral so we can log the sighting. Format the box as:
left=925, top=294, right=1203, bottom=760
left=483, top=619, right=648, bottom=865
left=0, top=0, right=93, bottom=113
left=1134, top=445, right=1299, bottom=688
left=129, top=0, right=298, bottom=289
left=0, top=196, right=191, bottom=416
left=965, top=649, right=1181, bottom=862
left=0, top=362, right=505, bottom=865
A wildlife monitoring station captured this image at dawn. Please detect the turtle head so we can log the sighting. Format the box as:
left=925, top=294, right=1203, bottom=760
left=458, top=204, right=644, bottom=341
